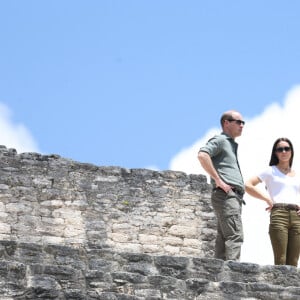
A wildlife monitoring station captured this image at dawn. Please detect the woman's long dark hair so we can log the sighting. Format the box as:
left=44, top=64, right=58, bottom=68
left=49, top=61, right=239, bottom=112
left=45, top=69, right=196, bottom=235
left=269, top=137, right=294, bottom=167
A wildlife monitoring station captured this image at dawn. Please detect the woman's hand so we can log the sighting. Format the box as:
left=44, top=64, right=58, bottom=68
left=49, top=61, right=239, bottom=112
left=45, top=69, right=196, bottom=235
left=265, top=199, right=273, bottom=212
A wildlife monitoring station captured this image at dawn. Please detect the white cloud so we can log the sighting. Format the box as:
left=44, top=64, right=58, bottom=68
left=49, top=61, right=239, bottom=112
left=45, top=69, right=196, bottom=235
left=169, top=85, right=300, bottom=266
left=0, top=103, right=40, bottom=153
left=145, top=165, right=160, bottom=171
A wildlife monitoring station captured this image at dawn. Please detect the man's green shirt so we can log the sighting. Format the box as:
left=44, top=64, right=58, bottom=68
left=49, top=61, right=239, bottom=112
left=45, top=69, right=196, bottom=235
left=199, top=132, right=244, bottom=191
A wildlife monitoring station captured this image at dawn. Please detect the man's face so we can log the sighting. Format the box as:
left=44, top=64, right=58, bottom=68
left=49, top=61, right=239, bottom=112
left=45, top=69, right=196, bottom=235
left=224, top=112, right=245, bottom=138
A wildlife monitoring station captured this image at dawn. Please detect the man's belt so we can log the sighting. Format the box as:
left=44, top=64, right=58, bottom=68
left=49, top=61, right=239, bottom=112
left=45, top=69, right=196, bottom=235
left=272, top=203, right=299, bottom=211
left=214, top=187, right=246, bottom=205
left=231, top=187, right=245, bottom=196
left=214, top=186, right=244, bottom=196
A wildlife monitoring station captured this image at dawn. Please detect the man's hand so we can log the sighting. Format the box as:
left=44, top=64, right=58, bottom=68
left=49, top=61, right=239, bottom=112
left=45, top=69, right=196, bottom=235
left=215, top=178, right=232, bottom=193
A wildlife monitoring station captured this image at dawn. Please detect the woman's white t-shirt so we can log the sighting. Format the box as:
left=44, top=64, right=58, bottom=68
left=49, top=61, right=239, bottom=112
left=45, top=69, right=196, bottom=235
left=258, top=165, right=300, bottom=205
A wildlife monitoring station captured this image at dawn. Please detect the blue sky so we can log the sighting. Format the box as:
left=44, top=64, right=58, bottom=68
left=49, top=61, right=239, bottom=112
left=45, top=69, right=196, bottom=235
left=1, top=1, right=300, bottom=265
left=1, top=1, right=298, bottom=170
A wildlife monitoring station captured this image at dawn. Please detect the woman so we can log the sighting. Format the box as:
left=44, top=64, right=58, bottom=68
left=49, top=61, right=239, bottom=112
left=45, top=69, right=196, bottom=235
left=245, top=137, right=300, bottom=266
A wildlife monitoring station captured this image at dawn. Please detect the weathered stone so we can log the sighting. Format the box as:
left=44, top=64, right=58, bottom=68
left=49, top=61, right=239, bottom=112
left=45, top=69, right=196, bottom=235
left=0, top=145, right=300, bottom=299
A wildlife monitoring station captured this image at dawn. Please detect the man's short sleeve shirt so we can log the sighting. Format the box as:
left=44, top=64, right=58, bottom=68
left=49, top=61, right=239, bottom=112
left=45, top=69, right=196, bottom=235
left=199, top=132, right=244, bottom=189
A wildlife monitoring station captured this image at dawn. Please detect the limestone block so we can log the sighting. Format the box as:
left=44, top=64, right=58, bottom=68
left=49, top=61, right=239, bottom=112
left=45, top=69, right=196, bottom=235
left=0, top=223, right=11, bottom=234
left=168, top=225, right=197, bottom=238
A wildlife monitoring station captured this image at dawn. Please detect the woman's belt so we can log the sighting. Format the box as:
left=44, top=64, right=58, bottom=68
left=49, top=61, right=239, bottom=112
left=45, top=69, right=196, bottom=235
left=272, top=203, right=299, bottom=211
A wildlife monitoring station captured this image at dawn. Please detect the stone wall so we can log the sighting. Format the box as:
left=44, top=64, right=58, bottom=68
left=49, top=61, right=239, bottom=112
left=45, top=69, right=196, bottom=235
left=0, top=145, right=300, bottom=299
left=0, top=145, right=215, bottom=257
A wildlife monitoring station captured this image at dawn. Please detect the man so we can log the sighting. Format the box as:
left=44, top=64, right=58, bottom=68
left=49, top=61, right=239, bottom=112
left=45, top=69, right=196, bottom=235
left=198, top=110, right=245, bottom=261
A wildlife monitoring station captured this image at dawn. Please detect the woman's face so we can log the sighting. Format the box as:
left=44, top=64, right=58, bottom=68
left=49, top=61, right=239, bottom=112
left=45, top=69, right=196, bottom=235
left=275, top=141, right=292, bottom=163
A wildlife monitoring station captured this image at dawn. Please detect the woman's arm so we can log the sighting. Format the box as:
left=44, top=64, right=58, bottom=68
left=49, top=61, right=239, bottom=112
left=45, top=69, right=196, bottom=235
left=245, top=176, right=273, bottom=210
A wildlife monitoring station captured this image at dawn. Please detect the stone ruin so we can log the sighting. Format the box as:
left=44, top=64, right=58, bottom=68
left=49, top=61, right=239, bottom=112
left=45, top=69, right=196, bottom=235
left=0, top=145, right=300, bottom=299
